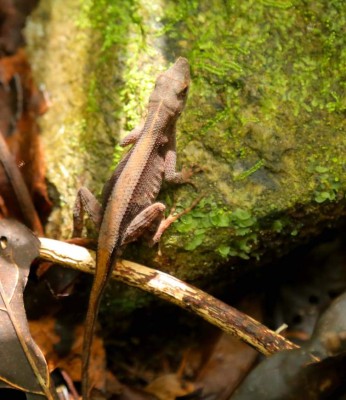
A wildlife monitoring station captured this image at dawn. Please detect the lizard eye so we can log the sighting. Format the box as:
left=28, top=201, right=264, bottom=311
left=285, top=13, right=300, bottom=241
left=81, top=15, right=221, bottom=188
left=178, top=86, right=189, bottom=98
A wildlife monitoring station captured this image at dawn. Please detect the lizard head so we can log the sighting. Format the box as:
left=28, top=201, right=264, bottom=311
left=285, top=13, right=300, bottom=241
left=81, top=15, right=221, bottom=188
left=149, top=57, right=190, bottom=116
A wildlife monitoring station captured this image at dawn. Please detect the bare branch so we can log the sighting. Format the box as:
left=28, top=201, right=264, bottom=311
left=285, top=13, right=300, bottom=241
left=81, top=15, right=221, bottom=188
left=39, top=237, right=298, bottom=356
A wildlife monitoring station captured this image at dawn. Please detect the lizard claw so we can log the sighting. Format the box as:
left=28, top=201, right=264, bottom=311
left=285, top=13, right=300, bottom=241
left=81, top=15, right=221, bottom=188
left=150, top=194, right=203, bottom=245
left=180, top=164, right=202, bottom=190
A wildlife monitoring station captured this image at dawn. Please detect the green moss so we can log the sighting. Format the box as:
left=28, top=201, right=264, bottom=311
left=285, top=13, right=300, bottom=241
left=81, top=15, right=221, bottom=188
left=80, top=0, right=345, bottom=192
left=26, top=0, right=346, bottom=320
left=74, top=0, right=345, bottom=278
left=76, top=0, right=151, bottom=178
left=104, top=283, right=154, bottom=316
left=234, top=159, right=265, bottom=181
left=172, top=196, right=260, bottom=260
left=272, top=220, right=284, bottom=233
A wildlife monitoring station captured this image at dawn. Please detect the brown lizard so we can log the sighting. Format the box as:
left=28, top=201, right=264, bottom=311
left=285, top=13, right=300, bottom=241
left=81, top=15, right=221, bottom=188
left=72, top=57, right=193, bottom=399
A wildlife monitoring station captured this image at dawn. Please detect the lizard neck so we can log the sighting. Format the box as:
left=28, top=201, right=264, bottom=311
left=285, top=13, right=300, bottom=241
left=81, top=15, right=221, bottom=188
left=142, top=100, right=174, bottom=140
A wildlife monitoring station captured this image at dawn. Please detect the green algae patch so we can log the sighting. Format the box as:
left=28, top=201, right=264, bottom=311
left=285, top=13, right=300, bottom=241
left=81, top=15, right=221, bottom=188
left=27, top=0, right=346, bottom=293
left=153, top=0, right=346, bottom=277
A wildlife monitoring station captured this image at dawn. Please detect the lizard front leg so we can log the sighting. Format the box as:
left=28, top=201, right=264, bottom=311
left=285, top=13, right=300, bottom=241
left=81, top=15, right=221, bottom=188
left=72, top=186, right=102, bottom=237
left=119, top=122, right=144, bottom=147
left=164, top=126, right=195, bottom=184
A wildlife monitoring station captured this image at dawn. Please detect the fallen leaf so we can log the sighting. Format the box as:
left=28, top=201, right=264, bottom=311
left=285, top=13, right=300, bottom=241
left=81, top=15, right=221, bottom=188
left=196, top=333, right=257, bottom=400
left=0, top=48, right=52, bottom=228
left=29, top=316, right=119, bottom=396
left=0, top=219, right=58, bottom=399
left=145, top=373, right=195, bottom=400
left=196, top=297, right=260, bottom=399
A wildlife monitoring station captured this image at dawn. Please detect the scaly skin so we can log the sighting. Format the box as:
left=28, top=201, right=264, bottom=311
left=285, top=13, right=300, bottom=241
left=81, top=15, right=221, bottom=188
left=73, top=57, right=191, bottom=399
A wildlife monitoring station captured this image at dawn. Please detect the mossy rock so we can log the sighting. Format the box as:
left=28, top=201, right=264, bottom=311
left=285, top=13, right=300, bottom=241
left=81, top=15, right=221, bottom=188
left=26, top=0, right=345, bottom=312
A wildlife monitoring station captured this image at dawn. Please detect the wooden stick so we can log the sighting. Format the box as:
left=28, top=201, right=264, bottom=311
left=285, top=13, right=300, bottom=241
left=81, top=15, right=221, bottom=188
left=38, top=238, right=298, bottom=356
left=0, top=132, right=43, bottom=235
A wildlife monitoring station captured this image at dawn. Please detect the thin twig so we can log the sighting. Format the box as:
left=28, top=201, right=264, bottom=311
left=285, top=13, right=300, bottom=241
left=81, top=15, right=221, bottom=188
left=39, top=238, right=298, bottom=356
left=0, top=131, right=43, bottom=234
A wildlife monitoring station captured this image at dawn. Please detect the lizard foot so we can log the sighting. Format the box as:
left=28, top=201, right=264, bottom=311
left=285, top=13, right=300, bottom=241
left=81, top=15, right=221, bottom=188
left=150, top=195, right=203, bottom=245
left=180, top=164, right=203, bottom=190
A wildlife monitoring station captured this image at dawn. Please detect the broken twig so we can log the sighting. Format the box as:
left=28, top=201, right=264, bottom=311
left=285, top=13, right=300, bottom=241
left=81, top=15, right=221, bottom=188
left=39, top=238, right=298, bottom=357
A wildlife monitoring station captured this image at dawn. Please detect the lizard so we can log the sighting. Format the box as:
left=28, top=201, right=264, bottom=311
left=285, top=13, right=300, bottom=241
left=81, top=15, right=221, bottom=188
left=72, top=57, right=193, bottom=399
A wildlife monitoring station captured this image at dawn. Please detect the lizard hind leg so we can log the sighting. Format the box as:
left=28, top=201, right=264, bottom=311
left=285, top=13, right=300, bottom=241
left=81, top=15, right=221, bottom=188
left=151, top=195, right=203, bottom=245
left=72, top=186, right=102, bottom=237
left=121, top=202, right=166, bottom=246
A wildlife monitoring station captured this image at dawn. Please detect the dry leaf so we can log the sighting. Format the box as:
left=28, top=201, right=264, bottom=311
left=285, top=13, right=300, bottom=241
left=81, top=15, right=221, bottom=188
left=0, top=219, right=58, bottom=399
left=145, top=373, right=195, bottom=400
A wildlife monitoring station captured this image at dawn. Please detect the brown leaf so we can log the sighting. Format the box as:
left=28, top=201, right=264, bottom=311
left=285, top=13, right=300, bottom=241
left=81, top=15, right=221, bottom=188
left=0, top=0, right=39, bottom=56
left=57, top=323, right=107, bottom=392
left=196, top=333, right=258, bottom=400
left=0, top=49, right=52, bottom=229
left=0, top=219, right=58, bottom=399
left=30, top=316, right=115, bottom=395
left=0, top=0, right=25, bottom=55
left=196, top=297, right=260, bottom=399
left=145, top=374, right=196, bottom=400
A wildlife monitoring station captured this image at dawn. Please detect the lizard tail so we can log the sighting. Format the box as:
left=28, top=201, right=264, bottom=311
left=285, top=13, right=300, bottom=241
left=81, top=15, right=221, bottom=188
left=82, top=250, right=115, bottom=399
